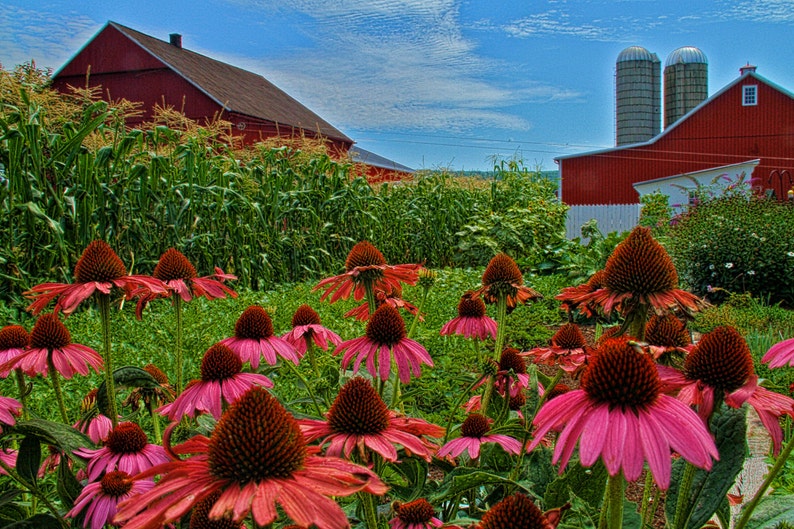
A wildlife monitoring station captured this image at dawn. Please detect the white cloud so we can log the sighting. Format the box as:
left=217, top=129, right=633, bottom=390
left=225, top=0, right=581, bottom=132
left=719, top=0, right=794, bottom=22
left=0, top=6, right=98, bottom=70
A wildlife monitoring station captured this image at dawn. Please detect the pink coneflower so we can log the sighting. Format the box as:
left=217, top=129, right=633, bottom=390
left=440, top=292, right=497, bottom=341
left=644, top=313, right=693, bottom=362
left=763, top=336, right=794, bottom=368
left=188, top=490, right=243, bottom=529
left=114, top=387, right=387, bottom=529
left=477, top=493, right=566, bottom=529
left=555, top=269, right=608, bottom=319
left=299, top=377, right=443, bottom=462
left=220, top=306, right=299, bottom=369
left=75, top=389, right=114, bottom=444
left=528, top=338, right=718, bottom=489
left=75, top=422, right=169, bottom=482
left=25, top=240, right=168, bottom=315
left=571, top=227, right=707, bottom=318
left=314, top=240, right=421, bottom=303
left=390, top=499, right=443, bottom=529
left=122, top=364, right=174, bottom=412
left=134, top=248, right=237, bottom=318
left=0, top=396, right=21, bottom=428
left=158, top=343, right=273, bottom=421
left=0, top=449, right=17, bottom=475
left=1, top=313, right=103, bottom=379
left=344, top=285, right=423, bottom=321
left=281, top=304, right=343, bottom=357
left=0, top=325, right=29, bottom=377
left=473, top=254, right=541, bottom=310
left=66, top=470, right=154, bottom=529
left=522, top=323, right=588, bottom=374
left=493, top=348, right=530, bottom=394
left=336, top=304, right=434, bottom=384
left=658, top=326, right=794, bottom=455
left=437, top=413, right=522, bottom=460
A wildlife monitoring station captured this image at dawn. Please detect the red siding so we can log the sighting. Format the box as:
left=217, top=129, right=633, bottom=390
left=560, top=75, right=794, bottom=204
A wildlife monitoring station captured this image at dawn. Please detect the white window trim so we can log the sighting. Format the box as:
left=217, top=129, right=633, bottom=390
left=743, top=85, right=758, bottom=106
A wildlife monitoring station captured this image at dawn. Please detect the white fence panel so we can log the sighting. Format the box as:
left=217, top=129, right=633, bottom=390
left=566, top=204, right=641, bottom=240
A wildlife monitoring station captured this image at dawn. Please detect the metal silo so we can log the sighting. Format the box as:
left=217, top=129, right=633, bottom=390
left=615, top=46, right=661, bottom=146
left=664, top=46, right=708, bottom=128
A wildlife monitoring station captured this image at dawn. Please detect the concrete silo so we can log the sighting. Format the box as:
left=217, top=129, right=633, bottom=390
left=664, top=46, right=708, bottom=128
left=615, top=46, right=661, bottom=146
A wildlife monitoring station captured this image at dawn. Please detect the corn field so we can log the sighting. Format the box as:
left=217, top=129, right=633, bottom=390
left=0, top=64, right=566, bottom=311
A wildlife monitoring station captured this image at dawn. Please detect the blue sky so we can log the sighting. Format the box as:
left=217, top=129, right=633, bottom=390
left=3, top=0, right=794, bottom=171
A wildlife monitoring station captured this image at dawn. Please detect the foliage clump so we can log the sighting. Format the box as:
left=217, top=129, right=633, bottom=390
left=668, top=195, right=794, bottom=307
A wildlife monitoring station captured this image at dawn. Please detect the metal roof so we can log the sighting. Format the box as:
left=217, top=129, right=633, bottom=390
left=617, top=46, right=658, bottom=63
left=665, top=46, right=708, bottom=67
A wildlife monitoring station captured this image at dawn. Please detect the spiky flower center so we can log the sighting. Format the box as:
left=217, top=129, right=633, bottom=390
left=0, top=325, right=29, bottom=350
left=29, top=314, right=71, bottom=350
left=603, top=226, right=678, bottom=295
left=509, top=391, right=526, bottom=411
left=685, top=326, right=754, bottom=393
left=74, top=240, right=127, bottom=283
left=582, top=338, right=660, bottom=409
left=645, top=314, right=690, bottom=348
left=143, top=363, right=169, bottom=385
left=153, top=248, right=197, bottom=281
left=365, top=305, right=406, bottom=346
left=553, top=323, right=586, bottom=350
left=291, top=304, right=321, bottom=327
left=208, top=387, right=307, bottom=483
left=479, top=493, right=549, bottom=529
left=461, top=413, right=490, bottom=438
left=105, top=422, right=148, bottom=454
left=546, top=383, right=571, bottom=401
left=234, top=306, right=274, bottom=340
left=328, top=377, right=390, bottom=435
left=99, top=470, right=133, bottom=498
left=81, top=389, right=99, bottom=413
left=482, top=253, right=523, bottom=287
left=200, top=344, right=242, bottom=381
left=189, top=490, right=241, bottom=529
left=395, top=499, right=436, bottom=524
left=345, top=241, right=386, bottom=270
left=457, top=293, right=487, bottom=318
left=499, top=348, right=526, bottom=374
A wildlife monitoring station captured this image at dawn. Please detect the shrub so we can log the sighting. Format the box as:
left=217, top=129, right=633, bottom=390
left=667, top=195, right=794, bottom=307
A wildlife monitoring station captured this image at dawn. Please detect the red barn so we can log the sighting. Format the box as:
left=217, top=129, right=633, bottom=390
left=52, top=21, right=413, bottom=179
left=558, top=66, right=794, bottom=207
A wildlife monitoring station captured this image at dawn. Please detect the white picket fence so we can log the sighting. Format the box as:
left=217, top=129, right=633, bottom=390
left=565, top=204, right=641, bottom=240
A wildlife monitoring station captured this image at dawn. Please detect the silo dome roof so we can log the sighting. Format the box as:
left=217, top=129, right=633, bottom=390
left=665, top=46, right=708, bottom=67
left=617, top=46, right=655, bottom=62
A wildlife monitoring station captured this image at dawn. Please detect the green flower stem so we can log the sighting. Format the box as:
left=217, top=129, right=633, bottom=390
left=606, top=472, right=625, bottom=529
left=149, top=398, right=162, bottom=445
left=46, top=354, right=69, bottom=424
left=493, top=295, right=508, bottom=360
left=174, top=295, right=184, bottom=395
left=282, top=360, right=324, bottom=417
left=625, top=303, right=649, bottom=341
left=443, top=374, right=487, bottom=443
left=97, top=293, right=118, bottom=427
left=535, top=369, right=564, bottom=415
left=407, top=286, right=430, bottom=339
left=672, top=462, right=696, bottom=529
left=734, top=432, right=794, bottom=529
left=364, top=279, right=377, bottom=315
left=14, top=369, right=29, bottom=421
left=305, top=339, right=321, bottom=379
left=639, top=471, right=655, bottom=528
left=360, top=490, right=381, bottom=529
left=389, top=372, right=402, bottom=411
left=479, top=375, right=495, bottom=418
left=0, top=458, right=68, bottom=528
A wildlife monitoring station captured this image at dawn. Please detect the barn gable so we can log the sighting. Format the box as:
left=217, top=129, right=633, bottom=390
left=558, top=69, right=794, bottom=205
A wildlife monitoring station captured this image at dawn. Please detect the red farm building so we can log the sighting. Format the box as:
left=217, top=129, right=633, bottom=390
left=52, top=21, right=413, bottom=181
left=557, top=45, right=794, bottom=237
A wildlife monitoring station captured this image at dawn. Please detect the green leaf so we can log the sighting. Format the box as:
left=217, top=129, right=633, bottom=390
left=665, top=406, right=747, bottom=529
left=1, top=514, right=62, bottom=529
left=96, top=366, right=160, bottom=416
left=430, top=468, right=533, bottom=503
left=14, top=436, right=39, bottom=487
left=557, top=492, right=598, bottom=529
left=11, top=419, right=93, bottom=454
left=743, top=495, right=794, bottom=529
left=56, top=456, right=83, bottom=509
left=544, top=460, right=608, bottom=510
left=716, top=495, right=731, bottom=529
left=382, top=458, right=428, bottom=502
